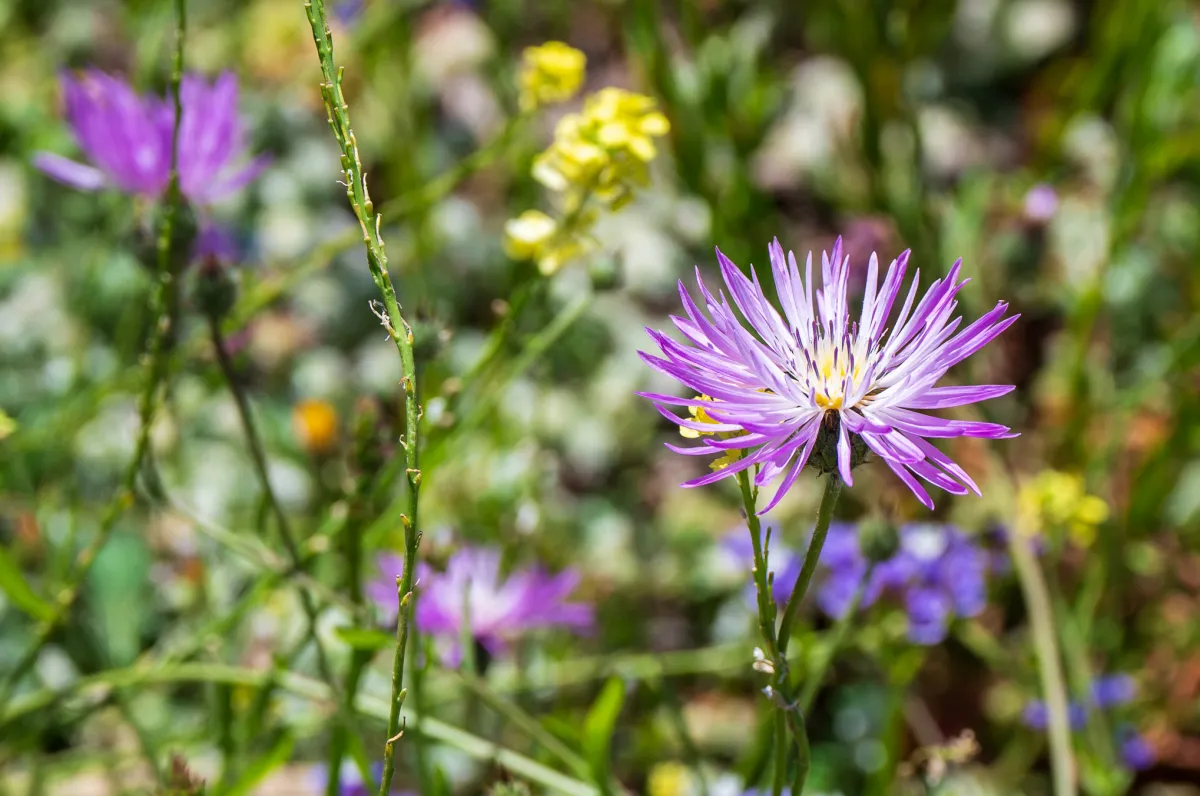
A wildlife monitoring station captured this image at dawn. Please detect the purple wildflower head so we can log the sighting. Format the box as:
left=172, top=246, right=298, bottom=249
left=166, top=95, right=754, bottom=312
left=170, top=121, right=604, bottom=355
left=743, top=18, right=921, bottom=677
left=1117, top=727, right=1155, bottom=771
left=1023, top=183, right=1059, bottom=223
left=814, top=523, right=990, bottom=645
left=1022, top=699, right=1088, bottom=731
left=639, top=238, right=1018, bottom=513
left=34, top=70, right=269, bottom=204
left=1090, top=674, right=1137, bottom=709
left=368, top=547, right=593, bottom=666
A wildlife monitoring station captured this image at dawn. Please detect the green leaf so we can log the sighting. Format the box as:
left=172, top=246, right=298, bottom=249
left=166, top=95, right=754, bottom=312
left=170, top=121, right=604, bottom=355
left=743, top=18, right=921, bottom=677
left=226, top=731, right=295, bottom=796
left=87, top=532, right=150, bottom=667
left=334, top=626, right=393, bottom=651
left=581, top=676, right=626, bottom=786
left=0, top=546, right=55, bottom=623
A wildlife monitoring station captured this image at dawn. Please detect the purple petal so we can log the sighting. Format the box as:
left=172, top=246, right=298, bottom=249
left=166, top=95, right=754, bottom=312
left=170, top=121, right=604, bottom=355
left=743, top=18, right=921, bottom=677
left=32, top=152, right=107, bottom=190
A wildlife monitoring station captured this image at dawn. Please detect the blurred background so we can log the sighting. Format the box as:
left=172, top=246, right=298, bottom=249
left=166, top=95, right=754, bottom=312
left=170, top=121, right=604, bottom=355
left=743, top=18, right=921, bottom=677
left=1, top=0, right=1199, bottom=793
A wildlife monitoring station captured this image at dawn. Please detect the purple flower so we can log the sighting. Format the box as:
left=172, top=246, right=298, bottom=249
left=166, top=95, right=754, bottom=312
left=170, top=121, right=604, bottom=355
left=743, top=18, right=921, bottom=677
left=721, top=521, right=802, bottom=606
left=725, top=521, right=990, bottom=645
left=192, top=223, right=241, bottom=264
left=34, top=70, right=269, bottom=204
left=1022, top=699, right=1088, bottom=731
left=1023, top=183, right=1059, bottom=223
left=821, top=523, right=989, bottom=645
left=368, top=548, right=593, bottom=665
left=639, top=238, right=1018, bottom=513
left=1091, top=674, right=1137, bottom=708
left=1117, top=728, right=1155, bottom=771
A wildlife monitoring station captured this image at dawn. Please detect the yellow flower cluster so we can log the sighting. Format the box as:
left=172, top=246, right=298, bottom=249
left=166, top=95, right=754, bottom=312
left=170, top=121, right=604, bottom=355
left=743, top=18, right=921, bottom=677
left=679, top=394, right=740, bottom=471
left=519, top=41, right=586, bottom=112
left=1018, top=470, right=1109, bottom=548
left=0, top=409, right=15, bottom=440
left=533, top=88, right=670, bottom=212
left=505, top=80, right=670, bottom=275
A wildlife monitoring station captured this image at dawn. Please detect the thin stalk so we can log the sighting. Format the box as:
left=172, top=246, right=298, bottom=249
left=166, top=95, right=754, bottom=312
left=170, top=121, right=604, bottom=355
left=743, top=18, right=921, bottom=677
left=736, top=470, right=787, bottom=796
left=0, top=0, right=188, bottom=707
left=1007, top=530, right=1077, bottom=796
left=735, top=471, right=779, bottom=663
left=300, top=5, right=423, bottom=793
left=778, top=473, right=843, bottom=657
left=742, top=470, right=842, bottom=796
left=206, top=315, right=338, bottom=694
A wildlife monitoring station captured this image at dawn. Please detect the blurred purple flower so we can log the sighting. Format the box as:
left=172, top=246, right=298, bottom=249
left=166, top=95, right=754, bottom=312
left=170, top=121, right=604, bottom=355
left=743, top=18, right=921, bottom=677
left=192, top=223, right=240, bottom=264
left=1091, top=674, right=1137, bottom=708
left=1117, top=728, right=1155, bottom=771
left=1023, top=183, right=1059, bottom=223
left=368, top=547, right=593, bottom=665
left=34, top=70, right=269, bottom=204
left=721, top=520, right=802, bottom=606
left=1022, top=699, right=1088, bottom=731
left=639, top=237, right=1018, bottom=513
left=725, top=521, right=991, bottom=645
left=820, top=523, right=989, bottom=645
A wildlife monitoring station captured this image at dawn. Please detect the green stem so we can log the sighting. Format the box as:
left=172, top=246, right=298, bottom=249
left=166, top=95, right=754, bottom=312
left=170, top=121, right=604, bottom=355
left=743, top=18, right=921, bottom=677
left=1007, top=531, right=1076, bottom=796
left=735, top=471, right=779, bottom=662
left=300, top=5, right=423, bottom=793
left=206, top=315, right=338, bottom=695
left=0, top=0, right=188, bottom=708
left=778, top=473, right=843, bottom=657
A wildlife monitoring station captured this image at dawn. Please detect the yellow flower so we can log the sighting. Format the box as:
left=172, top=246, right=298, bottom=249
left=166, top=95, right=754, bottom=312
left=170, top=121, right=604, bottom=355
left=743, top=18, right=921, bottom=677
left=1018, top=470, right=1109, bottom=548
left=519, top=41, right=586, bottom=112
left=506, top=86, right=668, bottom=276
left=0, top=409, right=15, bottom=440
left=646, top=761, right=696, bottom=796
left=503, top=210, right=557, bottom=260
left=679, top=395, right=743, bottom=471
left=292, top=399, right=339, bottom=456
left=532, top=88, right=670, bottom=209
left=679, top=395, right=719, bottom=439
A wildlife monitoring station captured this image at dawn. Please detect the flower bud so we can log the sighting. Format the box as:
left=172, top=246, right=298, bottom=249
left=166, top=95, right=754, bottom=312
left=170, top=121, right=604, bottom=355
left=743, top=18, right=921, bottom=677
left=192, top=255, right=239, bottom=320
left=858, top=517, right=901, bottom=564
left=808, top=414, right=870, bottom=476
left=134, top=202, right=199, bottom=274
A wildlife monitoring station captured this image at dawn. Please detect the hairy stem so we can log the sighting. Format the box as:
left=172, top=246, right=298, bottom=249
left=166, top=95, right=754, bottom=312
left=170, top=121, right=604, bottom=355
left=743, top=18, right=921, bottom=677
left=300, top=2, right=422, bottom=792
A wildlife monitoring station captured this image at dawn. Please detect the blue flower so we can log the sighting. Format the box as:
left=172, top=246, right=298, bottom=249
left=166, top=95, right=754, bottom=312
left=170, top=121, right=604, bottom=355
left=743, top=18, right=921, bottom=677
left=725, top=521, right=992, bottom=645
left=1117, top=727, right=1155, bottom=771
left=1021, top=699, right=1088, bottom=731
left=1091, top=674, right=1137, bottom=708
